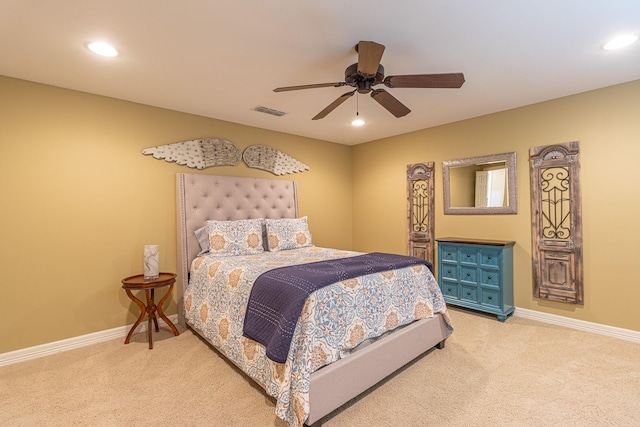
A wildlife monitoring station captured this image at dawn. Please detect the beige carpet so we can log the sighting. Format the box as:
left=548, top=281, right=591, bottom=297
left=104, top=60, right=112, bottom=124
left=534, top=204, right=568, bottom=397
left=1, top=308, right=639, bottom=427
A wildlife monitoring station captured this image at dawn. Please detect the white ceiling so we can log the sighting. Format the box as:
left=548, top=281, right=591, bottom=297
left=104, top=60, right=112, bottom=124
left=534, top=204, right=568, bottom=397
left=1, top=1, right=639, bottom=145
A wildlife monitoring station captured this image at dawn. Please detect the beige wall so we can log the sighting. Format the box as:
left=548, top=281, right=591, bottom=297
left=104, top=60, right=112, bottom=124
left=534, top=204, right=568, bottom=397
left=0, top=76, right=352, bottom=353
left=352, top=79, right=640, bottom=332
left=2, top=75, right=639, bottom=354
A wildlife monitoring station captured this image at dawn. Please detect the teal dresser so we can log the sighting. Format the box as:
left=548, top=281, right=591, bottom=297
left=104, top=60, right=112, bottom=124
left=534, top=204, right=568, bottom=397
left=436, top=238, right=515, bottom=322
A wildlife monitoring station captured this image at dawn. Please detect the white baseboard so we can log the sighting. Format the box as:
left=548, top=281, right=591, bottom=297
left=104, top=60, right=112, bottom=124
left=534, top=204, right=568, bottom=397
left=3, top=310, right=638, bottom=368
left=0, top=315, right=178, bottom=368
left=514, top=308, right=640, bottom=344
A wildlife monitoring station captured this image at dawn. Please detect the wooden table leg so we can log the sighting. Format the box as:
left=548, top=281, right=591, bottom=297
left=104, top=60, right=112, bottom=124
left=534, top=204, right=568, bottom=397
left=157, top=282, right=180, bottom=336
left=124, top=289, right=146, bottom=345
left=144, top=289, right=162, bottom=349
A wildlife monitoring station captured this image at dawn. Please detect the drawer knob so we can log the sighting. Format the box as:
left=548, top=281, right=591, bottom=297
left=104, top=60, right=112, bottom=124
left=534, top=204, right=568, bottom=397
left=447, top=252, right=451, bottom=256
left=488, top=276, right=492, bottom=280
left=487, top=296, right=493, bottom=300
left=466, top=291, right=471, bottom=296
left=488, top=256, right=492, bottom=260
left=447, top=269, right=452, bottom=274
left=466, top=273, right=471, bottom=277
left=466, top=254, right=470, bottom=257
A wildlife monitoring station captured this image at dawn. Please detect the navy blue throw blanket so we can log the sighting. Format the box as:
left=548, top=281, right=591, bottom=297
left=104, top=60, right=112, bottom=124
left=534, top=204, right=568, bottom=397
left=243, top=252, right=433, bottom=363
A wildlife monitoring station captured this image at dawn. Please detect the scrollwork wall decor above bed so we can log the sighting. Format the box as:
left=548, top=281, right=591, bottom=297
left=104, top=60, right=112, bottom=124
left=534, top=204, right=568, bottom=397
left=142, top=138, right=309, bottom=175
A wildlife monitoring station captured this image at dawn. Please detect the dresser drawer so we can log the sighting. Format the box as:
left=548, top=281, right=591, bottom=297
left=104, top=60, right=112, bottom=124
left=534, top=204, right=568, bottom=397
left=440, top=264, right=458, bottom=280
left=460, top=285, right=478, bottom=303
left=480, top=268, right=500, bottom=288
left=459, top=247, right=478, bottom=265
left=460, top=266, right=477, bottom=284
left=440, top=281, right=458, bottom=298
left=480, top=247, right=502, bottom=267
left=439, top=244, right=458, bottom=262
left=481, top=289, right=501, bottom=308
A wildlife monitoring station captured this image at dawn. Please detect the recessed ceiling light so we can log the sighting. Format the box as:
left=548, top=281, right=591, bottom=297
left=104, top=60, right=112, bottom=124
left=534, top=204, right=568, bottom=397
left=87, top=41, right=119, bottom=57
left=603, top=34, right=638, bottom=50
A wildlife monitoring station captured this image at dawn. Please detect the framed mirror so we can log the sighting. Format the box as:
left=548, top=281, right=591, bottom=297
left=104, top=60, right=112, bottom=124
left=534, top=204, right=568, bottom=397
left=443, top=152, right=517, bottom=215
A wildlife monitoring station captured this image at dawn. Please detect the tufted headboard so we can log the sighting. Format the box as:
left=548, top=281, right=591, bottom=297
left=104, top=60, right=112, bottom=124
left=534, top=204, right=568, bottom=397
left=175, top=173, right=299, bottom=326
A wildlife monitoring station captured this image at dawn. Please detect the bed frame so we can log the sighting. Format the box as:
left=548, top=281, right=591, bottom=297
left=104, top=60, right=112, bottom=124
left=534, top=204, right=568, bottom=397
left=175, top=173, right=448, bottom=426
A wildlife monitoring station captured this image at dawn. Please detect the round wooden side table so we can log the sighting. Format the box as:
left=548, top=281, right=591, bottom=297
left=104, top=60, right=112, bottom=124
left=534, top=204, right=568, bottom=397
left=121, top=272, right=179, bottom=349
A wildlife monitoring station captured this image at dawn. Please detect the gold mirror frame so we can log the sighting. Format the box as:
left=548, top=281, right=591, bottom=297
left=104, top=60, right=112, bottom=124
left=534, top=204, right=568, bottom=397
left=442, top=152, right=518, bottom=215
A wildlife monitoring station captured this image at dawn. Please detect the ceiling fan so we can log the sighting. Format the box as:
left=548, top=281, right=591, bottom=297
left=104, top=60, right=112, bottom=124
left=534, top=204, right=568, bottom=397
left=274, top=41, right=465, bottom=120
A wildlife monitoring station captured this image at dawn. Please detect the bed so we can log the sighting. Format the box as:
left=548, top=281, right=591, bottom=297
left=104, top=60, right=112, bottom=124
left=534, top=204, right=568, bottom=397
left=175, top=173, right=452, bottom=427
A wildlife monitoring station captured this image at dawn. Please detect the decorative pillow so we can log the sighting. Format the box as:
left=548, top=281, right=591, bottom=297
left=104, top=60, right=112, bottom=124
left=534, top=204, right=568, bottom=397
left=206, top=218, right=265, bottom=257
left=194, top=226, right=209, bottom=255
left=265, top=217, right=313, bottom=252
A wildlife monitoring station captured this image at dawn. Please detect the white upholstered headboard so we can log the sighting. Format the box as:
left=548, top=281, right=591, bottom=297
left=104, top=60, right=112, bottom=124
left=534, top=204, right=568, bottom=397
left=175, top=173, right=299, bottom=326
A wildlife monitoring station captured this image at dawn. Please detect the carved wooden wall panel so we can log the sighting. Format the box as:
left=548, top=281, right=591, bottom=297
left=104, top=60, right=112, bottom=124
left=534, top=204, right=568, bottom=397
left=529, top=141, right=583, bottom=304
left=407, top=163, right=435, bottom=264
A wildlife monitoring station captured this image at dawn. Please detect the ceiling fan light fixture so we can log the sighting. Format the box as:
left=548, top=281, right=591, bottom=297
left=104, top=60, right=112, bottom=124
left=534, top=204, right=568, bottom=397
left=603, top=34, right=638, bottom=50
left=87, top=41, right=119, bottom=57
left=351, top=117, right=365, bottom=126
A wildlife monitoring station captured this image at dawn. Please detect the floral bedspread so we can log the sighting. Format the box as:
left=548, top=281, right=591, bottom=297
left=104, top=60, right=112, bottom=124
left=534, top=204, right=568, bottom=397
left=183, top=246, right=452, bottom=427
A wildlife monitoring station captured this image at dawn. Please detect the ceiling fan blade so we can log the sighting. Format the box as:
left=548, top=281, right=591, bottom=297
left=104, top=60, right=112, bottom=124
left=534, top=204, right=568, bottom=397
left=384, top=73, right=465, bottom=89
left=357, top=41, right=385, bottom=77
left=274, top=82, right=346, bottom=92
left=370, top=89, right=411, bottom=118
left=312, top=90, right=356, bottom=120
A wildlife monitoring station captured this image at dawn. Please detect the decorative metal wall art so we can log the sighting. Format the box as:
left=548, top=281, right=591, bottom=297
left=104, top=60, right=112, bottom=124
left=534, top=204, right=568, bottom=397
left=142, top=138, right=309, bottom=176
left=529, top=141, right=583, bottom=304
left=242, top=145, right=309, bottom=176
left=407, top=162, right=435, bottom=264
left=142, top=138, right=241, bottom=169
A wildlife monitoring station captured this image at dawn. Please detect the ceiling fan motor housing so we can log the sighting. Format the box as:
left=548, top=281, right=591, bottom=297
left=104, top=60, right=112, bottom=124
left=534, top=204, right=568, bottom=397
left=345, top=63, right=384, bottom=93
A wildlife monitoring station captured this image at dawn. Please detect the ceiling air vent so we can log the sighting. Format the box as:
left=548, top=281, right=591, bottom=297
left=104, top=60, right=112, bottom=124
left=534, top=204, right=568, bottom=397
left=254, top=105, right=286, bottom=117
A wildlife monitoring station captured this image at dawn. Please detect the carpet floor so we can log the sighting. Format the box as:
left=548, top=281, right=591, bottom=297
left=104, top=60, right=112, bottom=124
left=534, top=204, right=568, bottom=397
left=1, top=307, right=639, bottom=426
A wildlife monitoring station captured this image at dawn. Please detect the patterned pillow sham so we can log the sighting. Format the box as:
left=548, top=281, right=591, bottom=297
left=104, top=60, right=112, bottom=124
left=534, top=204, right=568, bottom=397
left=206, top=218, right=265, bottom=257
left=265, top=216, right=313, bottom=252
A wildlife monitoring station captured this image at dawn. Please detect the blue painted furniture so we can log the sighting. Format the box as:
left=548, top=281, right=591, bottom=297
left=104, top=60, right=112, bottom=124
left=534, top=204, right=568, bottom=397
left=436, top=238, right=515, bottom=322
